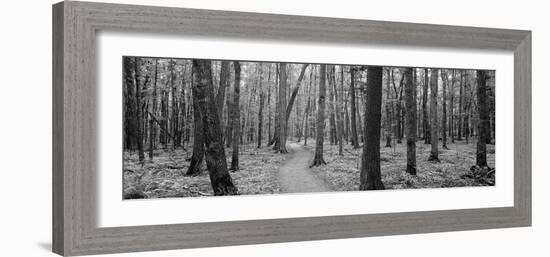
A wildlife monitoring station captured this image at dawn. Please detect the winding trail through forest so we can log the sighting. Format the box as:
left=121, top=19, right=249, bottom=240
left=278, top=143, right=329, bottom=193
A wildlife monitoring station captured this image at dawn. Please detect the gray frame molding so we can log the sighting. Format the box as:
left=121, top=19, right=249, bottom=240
left=52, top=1, right=531, bottom=256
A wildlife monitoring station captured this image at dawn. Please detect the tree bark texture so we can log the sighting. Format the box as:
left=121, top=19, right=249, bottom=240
left=359, top=66, right=385, bottom=190
left=192, top=60, right=237, bottom=195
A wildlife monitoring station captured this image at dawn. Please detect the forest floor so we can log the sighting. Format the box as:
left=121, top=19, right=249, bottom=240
left=123, top=143, right=286, bottom=199
left=303, top=139, right=496, bottom=191
left=123, top=139, right=494, bottom=199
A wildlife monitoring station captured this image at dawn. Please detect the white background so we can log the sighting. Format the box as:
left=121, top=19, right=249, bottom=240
left=0, top=0, right=548, bottom=256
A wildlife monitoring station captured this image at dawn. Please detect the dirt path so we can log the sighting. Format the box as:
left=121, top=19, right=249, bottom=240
left=278, top=143, right=330, bottom=193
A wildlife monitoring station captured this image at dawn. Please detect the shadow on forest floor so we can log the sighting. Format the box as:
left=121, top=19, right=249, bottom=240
left=123, top=139, right=494, bottom=199
left=123, top=143, right=285, bottom=199
left=304, top=139, right=495, bottom=191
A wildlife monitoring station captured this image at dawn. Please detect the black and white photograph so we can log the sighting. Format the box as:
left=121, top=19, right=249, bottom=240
left=122, top=57, right=495, bottom=199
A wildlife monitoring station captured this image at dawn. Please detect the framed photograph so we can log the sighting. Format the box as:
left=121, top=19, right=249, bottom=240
left=52, top=1, right=531, bottom=256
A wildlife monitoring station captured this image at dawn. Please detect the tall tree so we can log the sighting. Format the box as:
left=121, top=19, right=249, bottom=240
left=257, top=64, right=265, bottom=148
left=441, top=69, right=449, bottom=149
left=336, top=66, right=345, bottom=155
left=428, top=69, right=440, bottom=162
left=148, top=59, right=159, bottom=160
left=476, top=70, right=489, bottom=167
left=404, top=68, right=417, bottom=175
left=328, top=66, right=337, bottom=145
left=311, top=64, right=327, bottom=166
left=359, top=66, right=385, bottom=190
left=230, top=61, right=241, bottom=170
left=192, top=60, right=237, bottom=195
left=449, top=70, right=455, bottom=143
left=350, top=68, right=360, bottom=149
left=277, top=63, right=289, bottom=153
left=123, top=57, right=137, bottom=151
left=384, top=68, right=393, bottom=147
left=458, top=70, right=464, bottom=140
left=422, top=68, right=430, bottom=144
left=134, top=57, right=145, bottom=163
left=186, top=63, right=205, bottom=176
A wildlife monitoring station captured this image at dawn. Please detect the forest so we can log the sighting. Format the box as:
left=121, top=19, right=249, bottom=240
left=122, top=57, right=495, bottom=199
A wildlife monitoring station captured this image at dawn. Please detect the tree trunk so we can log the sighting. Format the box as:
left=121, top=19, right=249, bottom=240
left=450, top=70, right=455, bottom=143
left=225, top=63, right=233, bottom=148
left=350, top=68, right=360, bottom=149
left=123, top=57, right=137, bottom=151
left=217, top=61, right=231, bottom=117
left=441, top=69, right=448, bottom=149
left=476, top=70, right=489, bottom=167
left=230, top=61, right=241, bottom=170
left=385, top=68, right=392, bottom=147
left=311, top=64, right=327, bottom=166
left=191, top=60, right=237, bottom=195
left=404, top=68, right=417, bottom=175
left=148, top=59, right=159, bottom=160
left=277, top=63, right=289, bottom=153
left=359, top=66, right=385, bottom=190
left=257, top=65, right=265, bottom=148
left=186, top=92, right=205, bottom=176
left=336, top=66, right=345, bottom=155
left=422, top=68, right=430, bottom=144
left=458, top=70, right=464, bottom=140
left=328, top=66, right=337, bottom=145
left=428, top=69, right=440, bottom=162
left=134, top=57, right=145, bottom=163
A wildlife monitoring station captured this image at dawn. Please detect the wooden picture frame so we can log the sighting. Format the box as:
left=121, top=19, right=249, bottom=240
left=52, top=1, right=531, bottom=256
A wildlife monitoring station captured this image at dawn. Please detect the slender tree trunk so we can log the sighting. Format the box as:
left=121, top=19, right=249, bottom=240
left=336, top=66, right=345, bottom=155
left=270, top=65, right=280, bottom=149
left=328, top=66, right=337, bottom=145
left=134, top=57, right=145, bottom=163
left=385, top=68, right=393, bottom=147
left=476, top=70, right=489, bottom=167
left=450, top=70, right=455, bottom=143
left=191, top=60, right=237, bottom=195
left=458, top=70, right=464, bottom=140
left=311, top=64, right=327, bottom=166
left=404, top=68, right=417, bottom=175
left=441, top=69, right=448, bottom=149
left=359, top=66, right=385, bottom=190
left=422, top=68, right=430, bottom=144
left=428, top=69, right=440, bottom=162
left=257, top=65, right=265, bottom=148
left=350, top=68, right=360, bottom=148
left=148, top=59, right=159, bottom=160
left=123, top=57, right=137, bottom=151
left=277, top=63, right=289, bottom=153
left=230, top=61, right=241, bottom=170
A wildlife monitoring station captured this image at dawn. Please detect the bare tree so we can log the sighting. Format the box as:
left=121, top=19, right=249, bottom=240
left=336, top=66, right=345, bottom=155
left=476, top=70, right=489, bottom=167
left=230, top=61, right=241, bottom=170
left=441, top=69, right=449, bottom=149
left=350, top=67, right=360, bottom=149
left=192, top=60, right=237, bottom=195
left=428, top=69, right=440, bottom=162
left=359, top=66, right=385, bottom=190
left=404, top=68, right=417, bottom=175
left=134, top=57, right=145, bottom=163
left=422, top=68, right=430, bottom=144
left=311, top=64, right=327, bottom=166
left=149, top=59, right=159, bottom=160
left=277, top=63, right=289, bottom=153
